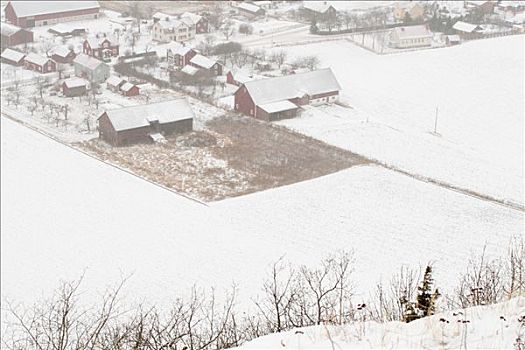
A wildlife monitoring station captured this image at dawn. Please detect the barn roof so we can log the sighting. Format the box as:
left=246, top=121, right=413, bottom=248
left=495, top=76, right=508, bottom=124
left=74, top=54, right=106, bottom=70
left=7, top=1, right=100, bottom=18
left=1, top=22, right=24, bottom=36
left=392, top=25, right=433, bottom=39
left=242, top=68, right=341, bottom=105
left=63, top=77, right=87, bottom=88
left=1, top=48, right=25, bottom=62
left=453, top=21, right=483, bottom=33
left=100, top=98, right=194, bottom=131
left=48, top=23, right=86, bottom=34
left=258, top=100, right=298, bottom=113
left=181, top=12, right=202, bottom=25
left=236, top=2, right=263, bottom=14
left=24, top=52, right=51, bottom=66
left=190, top=54, right=217, bottom=69
left=120, top=82, right=136, bottom=92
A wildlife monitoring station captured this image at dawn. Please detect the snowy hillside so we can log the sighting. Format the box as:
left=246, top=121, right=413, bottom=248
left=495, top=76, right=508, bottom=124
left=236, top=297, right=525, bottom=349
left=2, top=117, right=523, bottom=306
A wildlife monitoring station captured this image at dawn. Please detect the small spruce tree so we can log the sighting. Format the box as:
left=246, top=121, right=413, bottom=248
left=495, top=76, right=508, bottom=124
left=402, top=265, right=440, bottom=322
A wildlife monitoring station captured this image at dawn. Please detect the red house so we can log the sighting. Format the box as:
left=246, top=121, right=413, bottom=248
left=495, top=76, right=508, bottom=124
left=1, top=48, right=26, bottom=66
left=51, top=46, right=76, bottom=64
left=189, top=54, right=222, bottom=75
left=167, top=44, right=197, bottom=67
left=1, top=22, right=33, bottom=50
left=234, top=68, right=341, bottom=122
left=226, top=69, right=258, bottom=86
left=24, top=53, right=56, bottom=73
left=120, top=82, right=140, bottom=96
left=181, top=12, right=209, bottom=33
left=83, top=36, right=119, bottom=59
left=62, top=77, right=87, bottom=97
left=4, top=1, right=100, bottom=28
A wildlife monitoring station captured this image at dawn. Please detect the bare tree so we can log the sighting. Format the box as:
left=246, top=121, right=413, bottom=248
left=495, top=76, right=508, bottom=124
left=221, top=20, right=235, bottom=41
left=504, top=236, right=525, bottom=300
left=270, top=50, right=287, bottom=68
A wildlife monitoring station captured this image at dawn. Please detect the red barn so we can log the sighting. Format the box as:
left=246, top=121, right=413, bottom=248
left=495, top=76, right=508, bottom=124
left=24, top=53, right=56, bottom=73
left=83, top=36, right=119, bottom=59
left=51, top=46, right=76, bottom=64
left=120, top=82, right=140, bottom=96
left=234, top=68, right=341, bottom=122
left=4, top=1, right=100, bottom=28
left=62, top=77, right=88, bottom=97
left=1, top=22, right=33, bottom=50
left=97, top=98, right=194, bottom=146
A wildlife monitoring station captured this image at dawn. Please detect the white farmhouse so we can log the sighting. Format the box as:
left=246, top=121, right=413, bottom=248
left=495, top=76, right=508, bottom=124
left=389, top=25, right=433, bottom=49
left=151, top=13, right=196, bottom=43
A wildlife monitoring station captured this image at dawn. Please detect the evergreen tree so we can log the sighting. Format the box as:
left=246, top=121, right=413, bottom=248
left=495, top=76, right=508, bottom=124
left=401, top=266, right=441, bottom=322
left=310, top=20, right=319, bottom=34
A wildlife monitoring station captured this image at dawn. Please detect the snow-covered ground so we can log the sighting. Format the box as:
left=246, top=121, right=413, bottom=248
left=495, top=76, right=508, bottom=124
left=275, top=35, right=524, bottom=205
left=2, top=117, right=523, bottom=307
left=236, top=297, right=525, bottom=349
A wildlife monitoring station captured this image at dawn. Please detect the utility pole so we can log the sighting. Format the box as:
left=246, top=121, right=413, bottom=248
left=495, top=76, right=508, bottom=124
left=434, top=106, right=439, bottom=134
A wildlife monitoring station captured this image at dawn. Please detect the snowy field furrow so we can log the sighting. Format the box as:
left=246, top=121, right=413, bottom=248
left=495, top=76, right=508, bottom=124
left=275, top=35, right=524, bottom=205
left=2, top=117, right=523, bottom=306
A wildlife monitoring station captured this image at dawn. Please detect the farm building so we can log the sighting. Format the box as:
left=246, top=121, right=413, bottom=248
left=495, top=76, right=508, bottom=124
left=152, top=13, right=196, bottom=43
left=62, top=77, right=88, bottom=97
left=181, top=65, right=200, bottom=76
left=445, top=34, right=461, bottom=45
left=1, top=22, right=33, bottom=50
left=166, top=42, right=197, bottom=67
left=73, top=54, right=110, bottom=83
left=252, top=1, right=273, bottom=10
left=48, top=23, right=86, bottom=37
left=226, top=68, right=262, bottom=86
left=4, top=1, right=100, bottom=28
left=389, top=25, right=433, bottom=49
left=189, top=54, right=223, bottom=75
left=393, top=2, right=425, bottom=22
left=453, top=21, right=484, bottom=39
left=120, top=82, right=140, bottom=96
left=106, top=75, right=126, bottom=92
left=83, top=36, right=119, bottom=59
left=24, top=53, right=56, bottom=73
left=97, top=98, right=194, bottom=146
left=464, top=1, right=496, bottom=15
left=234, top=68, right=341, bottom=122
left=1, top=48, right=25, bottom=65
left=51, top=46, right=76, bottom=64
left=181, top=12, right=209, bottom=34
left=301, top=2, right=337, bottom=21
left=236, top=3, right=266, bottom=18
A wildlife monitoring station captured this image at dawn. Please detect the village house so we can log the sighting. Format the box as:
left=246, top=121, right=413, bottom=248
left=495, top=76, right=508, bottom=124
left=445, top=34, right=461, bottom=45
left=4, top=1, right=100, bottom=28
left=166, top=42, right=198, bottom=67
left=236, top=3, right=266, bottom=19
left=73, top=54, right=110, bottom=83
left=181, top=65, right=201, bottom=77
left=301, top=2, right=337, bottom=21
left=51, top=46, right=76, bottom=64
left=83, top=35, right=119, bottom=59
left=106, top=75, right=126, bottom=92
left=97, top=98, right=194, bottom=146
left=464, top=1, right=496, bottom=15
left=62, top=77, right=88, bottom=97
left=120, top=82, right=140, bottom=96
left=1, top=22, right=33, bottom=50
left=234, top=68, right=341, bottom=122
left=389, top=25, right=433, bottom=49
left=180, top=12, right=209, bottom=34
left=0, top=48, right=26, bottom=66
left=152, top=13, right=196, bottom=43
left=24, top=53, right=56, bottom=73
left=452, top=21, right=484, bottom=39
left=393, top=2, right=426, bottom=22
left=495, top=0, right=525, bottom=15
left=189, top=54, right=223, bottom=75
left=226, top=68, right=265, bottom=86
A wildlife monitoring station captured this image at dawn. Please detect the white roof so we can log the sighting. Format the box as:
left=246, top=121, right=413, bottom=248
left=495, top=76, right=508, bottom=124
left=74, top=53, right=106, bottom=70
left=181, top=65, right=199, bottom=75
left=1, top=48, right=25, bottom=62
left=51, top=46, right=73, bottom=58
left=498, top=0, right=525, bottom=7
left=120, top=82, right=136, bottom=92
left=100, top=98, right=194, bottom=131
left=167, top=42, right=194, bottom=56
left=242, top=68, right=341, bottom=105
left=237, top=3, right=263, bottom=13
left=24, top=53, right=51, bottom=66
left=258, top=100, right=298, bottom=113
left=447, top=34, right=461, bottom=41
left=254, top=1, right=272, bottom=5
left=8, top=1, right=99, bottom=18
left=86, top=35, right=117, bottom=49
left=453, top=21, right=483, bottom=33
left=190, top=54, right=216, bottom=69
left=156, top=15, right=192, bottom=30
left=230, top=69, right=254, bottom=84
left=63, top=77, right=87, bottom=88
left=181, top=12, right=202, bottom=25
left=149, top=133, right=167, bottom=143
left=392, top=25, right=433, bottom=39
left=303, top=2, right=334, bottom=13
left=106, top=75, right=125, bottom=86
left=48, top=23, right=85, bottom=34
left=1, top=22, right=24, bottom=36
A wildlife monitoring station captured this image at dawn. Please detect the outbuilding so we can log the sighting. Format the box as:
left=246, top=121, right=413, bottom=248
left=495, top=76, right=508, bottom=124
left=1, top=22, right=33, bottom=50
left=51, top=46, right=76, bottom=64
left=73, top=53, right=110, bottom=83
left=389, top=25, right=433, bottom=49
left=62, top=77, right=88, bottom=97
left=97, top=98, right=194, bottom=146
left=120, top=82, right=140, bottom=96
left=189, top=54, right=222, bottom=75
left=24, top=53, right=56, bottom=73
left=236, top=3, right=266, bottom=19
left=106, top=75, right=126, bottom=92
left=1, top=48, right=26, bottom=65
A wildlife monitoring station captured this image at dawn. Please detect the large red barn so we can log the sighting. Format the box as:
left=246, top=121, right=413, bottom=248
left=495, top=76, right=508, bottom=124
left=4, top=1, right=100, bottom=28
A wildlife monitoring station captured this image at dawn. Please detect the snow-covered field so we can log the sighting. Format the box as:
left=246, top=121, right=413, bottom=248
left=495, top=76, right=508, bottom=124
left=275, top=35, right=524, bottom=205
left=2, top=117, right=523, bottom=307
left=237, top=297, right=525, bottom=349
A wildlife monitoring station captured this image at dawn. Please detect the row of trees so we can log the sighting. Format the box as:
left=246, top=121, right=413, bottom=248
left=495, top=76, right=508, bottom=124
left=3, top=237, right=523, bottom=350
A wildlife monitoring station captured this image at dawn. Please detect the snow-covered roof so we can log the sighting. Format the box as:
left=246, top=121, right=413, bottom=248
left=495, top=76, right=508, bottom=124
left=1, top=22, right=24, bottom=36
left=242, top=68, right=341, bottom=105
left=120, top=82, right=136, bottom=92
left=106, top=75, right=125, bottom=86
left=167, top=42, right=194, bottom=56
left=453, top=21, right=483, bottom=32
left=253, top=1, right=272, bottom=6
left=149, top=133, right=167, bottom=143
left=392, top=25, right=433, bottom=39
left=498, top=0, right=525, bottom=8
left=51, top=46, right=73, bottom=58
left=86, top=35, right=117, bottom=49
left=74, top=54, right=106, bottom=70
left=24, top=53, right=51, bottom=66
left=446, top=34, right=461, bottom=41
left=230, top=69, right=254, bottom=84
left=190, top=54, right=217, bottom=69
left=155, top=14, right=192, bottom=30
left=236, top=2, right=263, bottom=14
left=1, top=48, right=25, bottom=62
left=258, top=100, right=298, bottom=113
left=302, top=2, right=335, bottom=14
left=181, top=65, right=200, bottom=75
left=181, top=12, right=202, bottom=25
left=48, top=23, right=86, bottom=34
left=100, top=98, right=194, bottom=131
left=8, top=1, right=100, bottom=18
left=63, top=77, right=87, bottom=88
